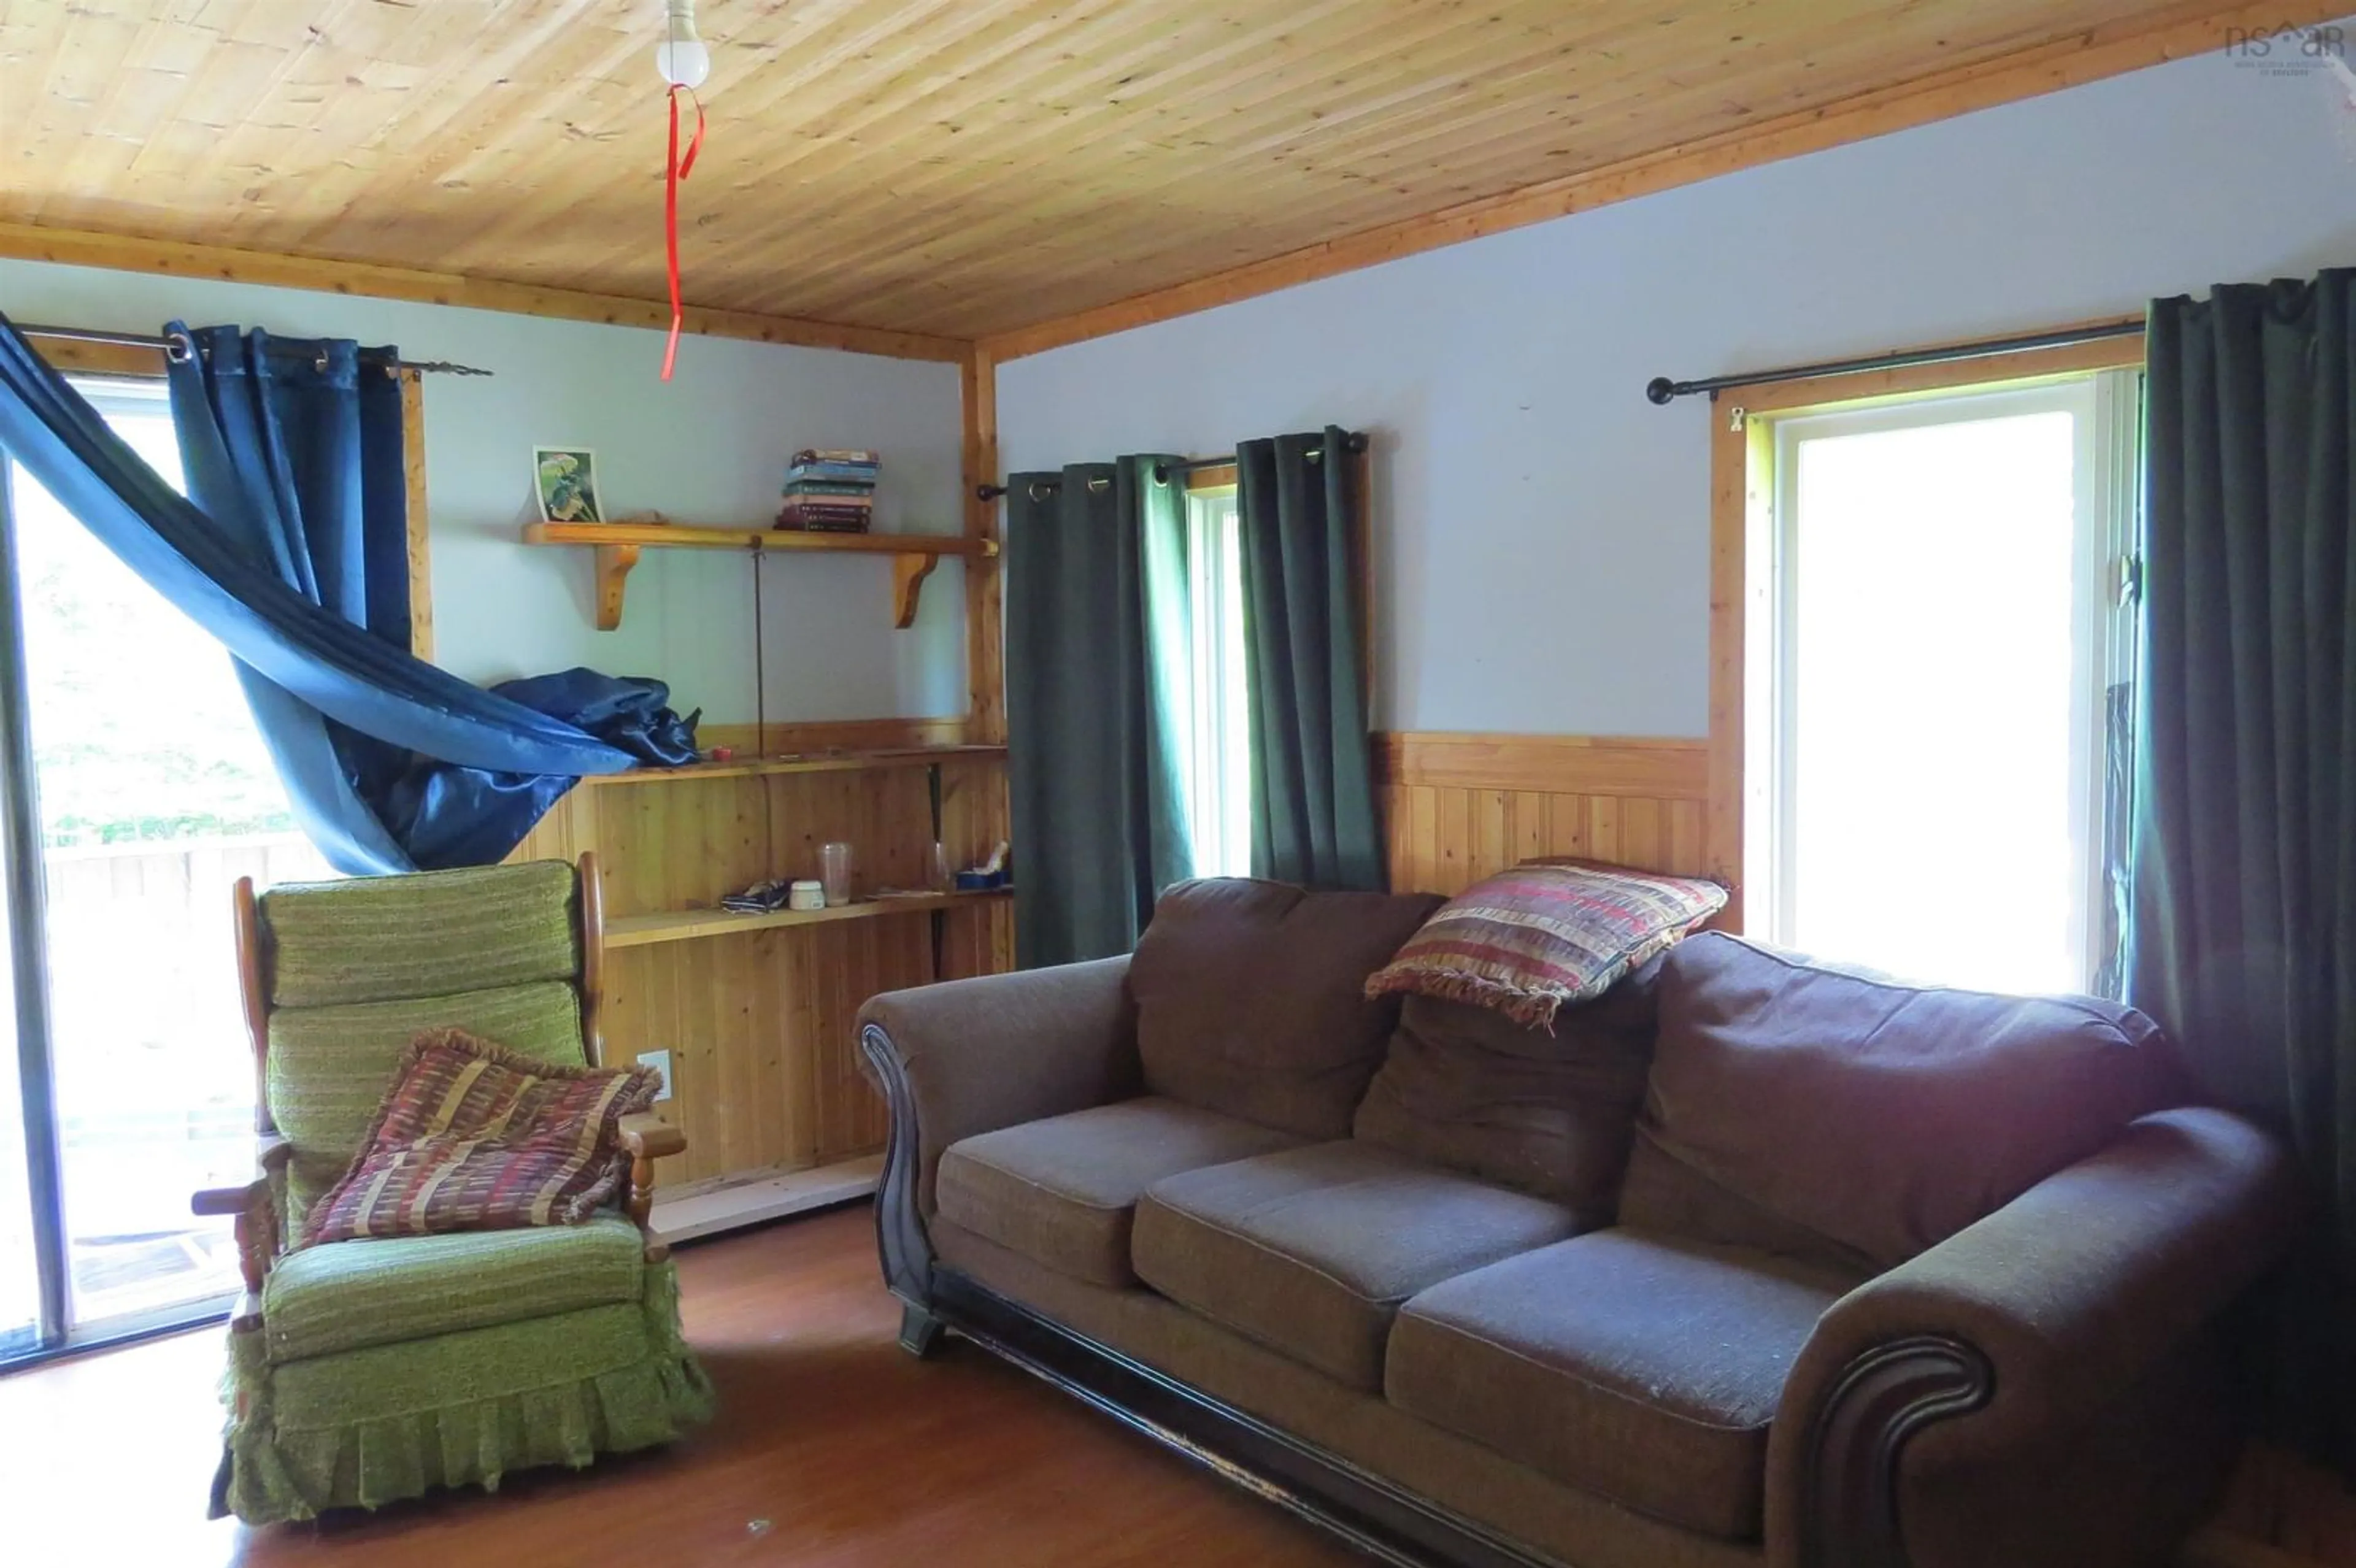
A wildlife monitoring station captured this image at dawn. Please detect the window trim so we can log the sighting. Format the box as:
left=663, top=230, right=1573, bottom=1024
left=1703, top=327, right=2147, bottom=934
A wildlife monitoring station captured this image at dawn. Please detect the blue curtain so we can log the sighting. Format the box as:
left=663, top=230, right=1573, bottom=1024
left=0, top=313, right=637, bottom=872
left=169, top=326, right=425, bottom=872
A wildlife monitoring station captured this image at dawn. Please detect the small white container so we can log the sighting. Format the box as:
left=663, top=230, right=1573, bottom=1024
left=787, top=879, right=826, bottom=911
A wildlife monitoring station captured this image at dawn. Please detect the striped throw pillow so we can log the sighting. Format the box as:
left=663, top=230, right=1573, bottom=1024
left=1365, top=860, right=1727, bottom=1031
left=302, top=1028, right=660, bottom=1246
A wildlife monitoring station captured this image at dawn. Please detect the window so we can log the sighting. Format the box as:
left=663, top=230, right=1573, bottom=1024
left=1182, top=483, right=1253, bottom=877
left=2, top=371, right=334, bottom=1363
left=1741, top=365, right=2141, bottom=994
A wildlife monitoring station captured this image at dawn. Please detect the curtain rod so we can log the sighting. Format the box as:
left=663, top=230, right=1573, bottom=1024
left=1643, top=318, right=2143, bottom=405
left=17, top=323, right=494, bottom=379
left=976, top=430, right=1368, bottom=502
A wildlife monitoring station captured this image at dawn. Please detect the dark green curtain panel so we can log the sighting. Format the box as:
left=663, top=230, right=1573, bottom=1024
left=1236, top=428, right=1384, bottom=890
left=2128, top=268, right=2356, bottom=1463
left=1005, top=457, right=1194, bottom=967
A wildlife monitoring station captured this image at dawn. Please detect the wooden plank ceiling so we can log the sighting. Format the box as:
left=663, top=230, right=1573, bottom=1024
left=0, top=1, right=2247, bottom=344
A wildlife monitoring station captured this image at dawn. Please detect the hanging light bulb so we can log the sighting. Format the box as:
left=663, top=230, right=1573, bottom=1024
left=656, top=0, right=710, bottom=89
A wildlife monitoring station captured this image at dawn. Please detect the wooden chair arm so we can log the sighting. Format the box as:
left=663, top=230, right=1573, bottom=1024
left=618, top=1113, right=685, bottom=1162
left=616, top=1113, right=683, bottom=1255
left=191, top=1136, right=291, bottom=1307
left=191, top=1178, right=269, bottom=1217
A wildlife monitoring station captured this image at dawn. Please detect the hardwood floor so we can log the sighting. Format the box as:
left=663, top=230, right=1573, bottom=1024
left=9, top=1201, right=2351, bottom=1567
left=0, top=1205, right=1355, bottom=1568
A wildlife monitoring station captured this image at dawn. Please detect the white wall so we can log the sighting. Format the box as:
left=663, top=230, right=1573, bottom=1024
left=1000, top=46, right=2356, bottom=738
left=0, top=259, right=968, bottom=725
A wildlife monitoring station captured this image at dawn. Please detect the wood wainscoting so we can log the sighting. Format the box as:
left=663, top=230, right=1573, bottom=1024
left=1376, top=731, right=1709, bottom=896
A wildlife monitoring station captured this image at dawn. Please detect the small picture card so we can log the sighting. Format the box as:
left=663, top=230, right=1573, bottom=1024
left=533, top=446, right=602, bottom=523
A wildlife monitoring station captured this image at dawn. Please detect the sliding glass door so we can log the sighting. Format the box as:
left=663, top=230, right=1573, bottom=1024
left=1, top=375, right=333, bottom=1362
left=0, top=882, right=33, bottom=1358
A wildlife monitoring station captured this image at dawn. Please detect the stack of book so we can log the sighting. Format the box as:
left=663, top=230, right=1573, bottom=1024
left=776, top=448, right=879, bottom=532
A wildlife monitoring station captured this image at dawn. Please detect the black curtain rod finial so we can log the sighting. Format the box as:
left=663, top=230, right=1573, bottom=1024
left=976, top=483, right=1007, bottom=502
left=1644, top=377, right=1679, bottom=405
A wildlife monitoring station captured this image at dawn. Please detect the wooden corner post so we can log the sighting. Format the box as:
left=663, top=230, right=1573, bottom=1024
left=962, top=344, right=1006, bottom=746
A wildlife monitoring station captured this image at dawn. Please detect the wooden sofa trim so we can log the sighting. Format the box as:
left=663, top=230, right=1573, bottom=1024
left=1793, top=1336, right=1993, bottom=1568
left=931, top=1266, right=1555, bottom=1568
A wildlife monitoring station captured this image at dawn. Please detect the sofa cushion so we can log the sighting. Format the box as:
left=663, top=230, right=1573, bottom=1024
left=1132, top=1140, right=1583, bottom=1390
left=1625, top=934, right=2186, bottom=1272
left=1130, top=878, right=1443, bottom=1139
left=1387, top=1228, right=1861, bottom=1540
left=936, top=1097, right=1301, bottom=1287
left=1353, top=961, right=1660, bottom=1215
left=263, top=1212, right=646, bottom=1363
left=1615, top=1130, right=1876, bottom=1275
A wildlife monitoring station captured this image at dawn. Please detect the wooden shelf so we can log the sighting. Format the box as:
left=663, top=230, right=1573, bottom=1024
left=606, top=888, right=1011, bottom=949
left=588, top=744, right=1005, bottom=788
left=520, top=521, right=998, bottom=631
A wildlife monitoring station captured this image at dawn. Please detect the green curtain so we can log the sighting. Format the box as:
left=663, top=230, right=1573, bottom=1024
left=1005, top=456, right=1195, bottom=967
left=2128, top=269, right=2356, bottom=1463
left=1236, top=427, right=1385, bottom=890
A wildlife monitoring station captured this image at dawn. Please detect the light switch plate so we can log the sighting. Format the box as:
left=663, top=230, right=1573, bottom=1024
left=641, top=1050, right=673, bottom=1102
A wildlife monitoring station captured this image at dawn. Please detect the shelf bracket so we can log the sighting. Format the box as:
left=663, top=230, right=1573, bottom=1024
left=891, top=552, right=941, bottom=630
left=594, top=542, right=643, bottom=631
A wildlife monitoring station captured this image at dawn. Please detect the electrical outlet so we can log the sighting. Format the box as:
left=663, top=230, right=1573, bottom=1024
left=641, top=1050, right=673, bottom=1102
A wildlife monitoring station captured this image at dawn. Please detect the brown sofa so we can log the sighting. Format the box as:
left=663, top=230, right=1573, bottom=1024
left=857, top=878, right=2301, bottom=1568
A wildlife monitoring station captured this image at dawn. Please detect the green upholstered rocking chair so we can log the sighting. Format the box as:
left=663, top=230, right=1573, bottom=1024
left=190, top=855, right=714, bottom=1524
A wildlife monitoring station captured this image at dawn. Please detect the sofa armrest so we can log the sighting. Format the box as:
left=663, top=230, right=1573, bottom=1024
left=857, top=957, right=1141, bottom=1302
left=1766, top=1106, right=2302, bottom=1568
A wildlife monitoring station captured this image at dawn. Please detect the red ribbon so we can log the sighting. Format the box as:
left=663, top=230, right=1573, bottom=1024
left=662, top=85, right=706, bottom=382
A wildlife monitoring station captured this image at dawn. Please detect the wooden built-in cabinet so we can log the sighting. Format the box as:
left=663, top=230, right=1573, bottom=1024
left=509, top=724, right=1013, bottom=1232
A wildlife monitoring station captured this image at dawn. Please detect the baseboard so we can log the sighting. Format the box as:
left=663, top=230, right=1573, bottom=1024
left=650, top=1155, right=882, bottom=1243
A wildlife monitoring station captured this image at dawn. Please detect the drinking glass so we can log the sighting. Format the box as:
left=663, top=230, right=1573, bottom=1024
left=820, top=842, right=855, bottom=906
